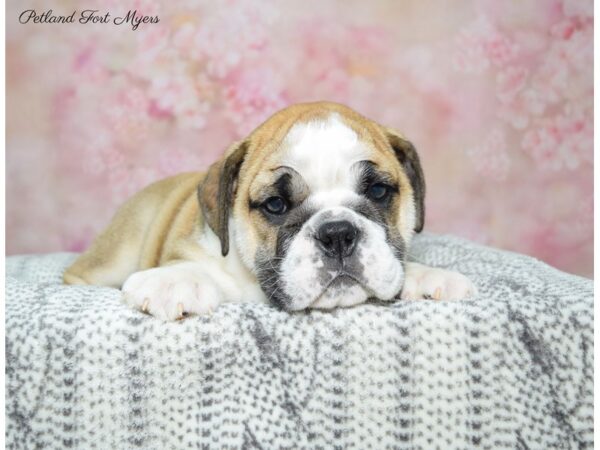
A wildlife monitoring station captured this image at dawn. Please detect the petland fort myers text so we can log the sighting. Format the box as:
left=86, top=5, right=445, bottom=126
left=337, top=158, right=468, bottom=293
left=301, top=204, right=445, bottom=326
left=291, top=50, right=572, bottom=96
left=19, top=9, right=159, bottom=31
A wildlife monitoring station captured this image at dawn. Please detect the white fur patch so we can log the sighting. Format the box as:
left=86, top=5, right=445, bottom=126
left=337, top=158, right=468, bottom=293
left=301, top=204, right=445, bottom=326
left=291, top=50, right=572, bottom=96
left=280, top=114, right=369, bottom=197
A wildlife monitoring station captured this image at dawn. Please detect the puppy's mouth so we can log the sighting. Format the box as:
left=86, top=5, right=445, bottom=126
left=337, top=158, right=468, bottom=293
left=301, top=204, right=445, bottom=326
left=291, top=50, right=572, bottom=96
left=311, top=270, right=372, bottom=306
left=328, top=271, right=362, bottom=287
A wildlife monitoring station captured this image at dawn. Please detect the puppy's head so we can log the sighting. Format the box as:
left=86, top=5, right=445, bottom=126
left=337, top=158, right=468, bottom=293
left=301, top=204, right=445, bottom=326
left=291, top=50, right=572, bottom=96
left=199, top=102, right=425, bottom=310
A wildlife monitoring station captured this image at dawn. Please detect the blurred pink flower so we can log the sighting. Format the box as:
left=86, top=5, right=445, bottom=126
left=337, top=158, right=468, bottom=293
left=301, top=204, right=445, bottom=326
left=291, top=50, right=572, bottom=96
left=191, top=0, right=274, bottom=78
left=498, top=87, right=547, bottom=130
left=104, top=87, right=152, bottom=144
left=522, top=107, right=592, bottom=171
left=132, top=24, right=170, bottom=66
left=82, top=145, right=125, bottom=176
left=454, top=16, right=519, bottom=73
left=223, top=68, right=289, bottom=135
left=496, top=67, right=528, bottom=103
left=157, top=147, right=201, bottom=177
left=147, top=72, right=210, bottom=128
left=465, top=128, right=511, bottom=181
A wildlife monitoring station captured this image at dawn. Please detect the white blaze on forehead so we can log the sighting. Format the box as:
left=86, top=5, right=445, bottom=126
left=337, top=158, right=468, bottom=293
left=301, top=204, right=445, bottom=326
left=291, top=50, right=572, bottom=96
left=280, top=114, right=369, bottom=197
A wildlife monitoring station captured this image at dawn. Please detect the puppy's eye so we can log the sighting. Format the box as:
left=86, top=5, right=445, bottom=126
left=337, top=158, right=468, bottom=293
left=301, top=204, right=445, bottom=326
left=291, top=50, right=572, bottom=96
left=367, top=183, right=391, bottom=201
left=263, top=196, right=288, bottom=215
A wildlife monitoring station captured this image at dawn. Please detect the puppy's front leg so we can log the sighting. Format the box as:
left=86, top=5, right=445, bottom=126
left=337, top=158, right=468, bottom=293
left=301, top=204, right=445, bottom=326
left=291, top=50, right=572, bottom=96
left=122, top=261, right=240, bottom=321
left=401, top=262, right=477, bottom=301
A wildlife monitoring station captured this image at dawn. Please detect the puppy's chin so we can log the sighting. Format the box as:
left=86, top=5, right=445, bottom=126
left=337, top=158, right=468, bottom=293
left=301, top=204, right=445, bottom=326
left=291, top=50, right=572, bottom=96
left=295, top=278, right=368, bottom=310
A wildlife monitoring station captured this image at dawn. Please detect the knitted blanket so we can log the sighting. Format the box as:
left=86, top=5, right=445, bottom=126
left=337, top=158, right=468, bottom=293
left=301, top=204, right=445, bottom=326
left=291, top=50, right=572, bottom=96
left=6, top=233, right=593, bottom=449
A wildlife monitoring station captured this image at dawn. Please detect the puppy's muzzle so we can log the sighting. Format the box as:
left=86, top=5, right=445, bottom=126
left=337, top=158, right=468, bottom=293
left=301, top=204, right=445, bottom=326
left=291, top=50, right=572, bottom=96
left=315, top=220, right=360, bottom=260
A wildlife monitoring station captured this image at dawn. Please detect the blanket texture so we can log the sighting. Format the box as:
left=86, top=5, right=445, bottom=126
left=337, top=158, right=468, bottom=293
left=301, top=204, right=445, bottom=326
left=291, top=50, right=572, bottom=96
left=6, top=233, right=593, bottom=449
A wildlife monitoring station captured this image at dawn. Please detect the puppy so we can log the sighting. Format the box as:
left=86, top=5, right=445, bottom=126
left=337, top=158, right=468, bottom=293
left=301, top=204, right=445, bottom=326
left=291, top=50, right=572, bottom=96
left=64, top=102, right=476, bottom=320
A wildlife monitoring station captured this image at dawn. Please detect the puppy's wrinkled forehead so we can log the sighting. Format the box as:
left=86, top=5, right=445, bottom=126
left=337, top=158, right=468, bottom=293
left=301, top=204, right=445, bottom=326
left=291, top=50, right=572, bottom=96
left=279, top=114, right=370, bottom=194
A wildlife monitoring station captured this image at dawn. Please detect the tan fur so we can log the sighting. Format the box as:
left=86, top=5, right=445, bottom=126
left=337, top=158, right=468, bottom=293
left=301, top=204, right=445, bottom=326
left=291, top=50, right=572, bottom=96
left=64, top=172, right=206, bottom=287
left=64, top=101, right=415, bottom=288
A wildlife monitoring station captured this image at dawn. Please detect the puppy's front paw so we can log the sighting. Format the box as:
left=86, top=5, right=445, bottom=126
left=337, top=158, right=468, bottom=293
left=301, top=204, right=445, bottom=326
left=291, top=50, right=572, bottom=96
left=122, top=265, right=221, bottom=321
left=401, top=262, right=477, bottom=301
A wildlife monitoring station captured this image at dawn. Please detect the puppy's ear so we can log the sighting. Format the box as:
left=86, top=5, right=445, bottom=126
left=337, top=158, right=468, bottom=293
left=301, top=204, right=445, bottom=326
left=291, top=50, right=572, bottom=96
left=386, top=130, right=426, bottom=233
left=198, top=141, right=249, bottom=256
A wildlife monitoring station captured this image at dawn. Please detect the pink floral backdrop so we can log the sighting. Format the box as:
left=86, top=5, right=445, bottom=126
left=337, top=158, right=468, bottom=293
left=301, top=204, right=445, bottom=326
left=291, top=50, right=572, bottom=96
left=7, top=0, right=593, bottom=277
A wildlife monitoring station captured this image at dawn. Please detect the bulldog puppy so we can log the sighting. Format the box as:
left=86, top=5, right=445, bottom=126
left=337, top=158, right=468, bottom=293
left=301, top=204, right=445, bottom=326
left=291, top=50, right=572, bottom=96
left=64, top=102, right=476, bottom=320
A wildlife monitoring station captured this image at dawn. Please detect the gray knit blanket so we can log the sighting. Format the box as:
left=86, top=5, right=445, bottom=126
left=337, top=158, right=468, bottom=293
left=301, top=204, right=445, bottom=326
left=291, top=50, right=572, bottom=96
left=6, top=233, right=593, bottom=449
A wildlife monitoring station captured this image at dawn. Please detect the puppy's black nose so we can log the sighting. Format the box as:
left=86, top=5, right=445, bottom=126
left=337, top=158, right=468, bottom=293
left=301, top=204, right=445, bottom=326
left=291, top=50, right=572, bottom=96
left=316, top=220, right=360, bottom=259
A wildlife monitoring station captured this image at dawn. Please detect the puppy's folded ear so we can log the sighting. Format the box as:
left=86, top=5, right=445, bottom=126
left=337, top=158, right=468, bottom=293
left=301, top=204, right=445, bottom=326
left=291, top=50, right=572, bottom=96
left=386, top=129, right=426, bottom=233
left=197, top=141, right=249, bottom=256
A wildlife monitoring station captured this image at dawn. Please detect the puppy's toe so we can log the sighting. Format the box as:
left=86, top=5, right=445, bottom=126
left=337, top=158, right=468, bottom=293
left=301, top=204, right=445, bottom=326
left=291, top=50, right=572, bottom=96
left=174, top=281, right=221, bottom=317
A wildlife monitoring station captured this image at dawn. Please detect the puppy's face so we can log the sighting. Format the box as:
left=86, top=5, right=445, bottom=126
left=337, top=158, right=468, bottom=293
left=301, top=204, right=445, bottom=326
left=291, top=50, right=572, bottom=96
left=201, top=103, right=425, bottom=311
